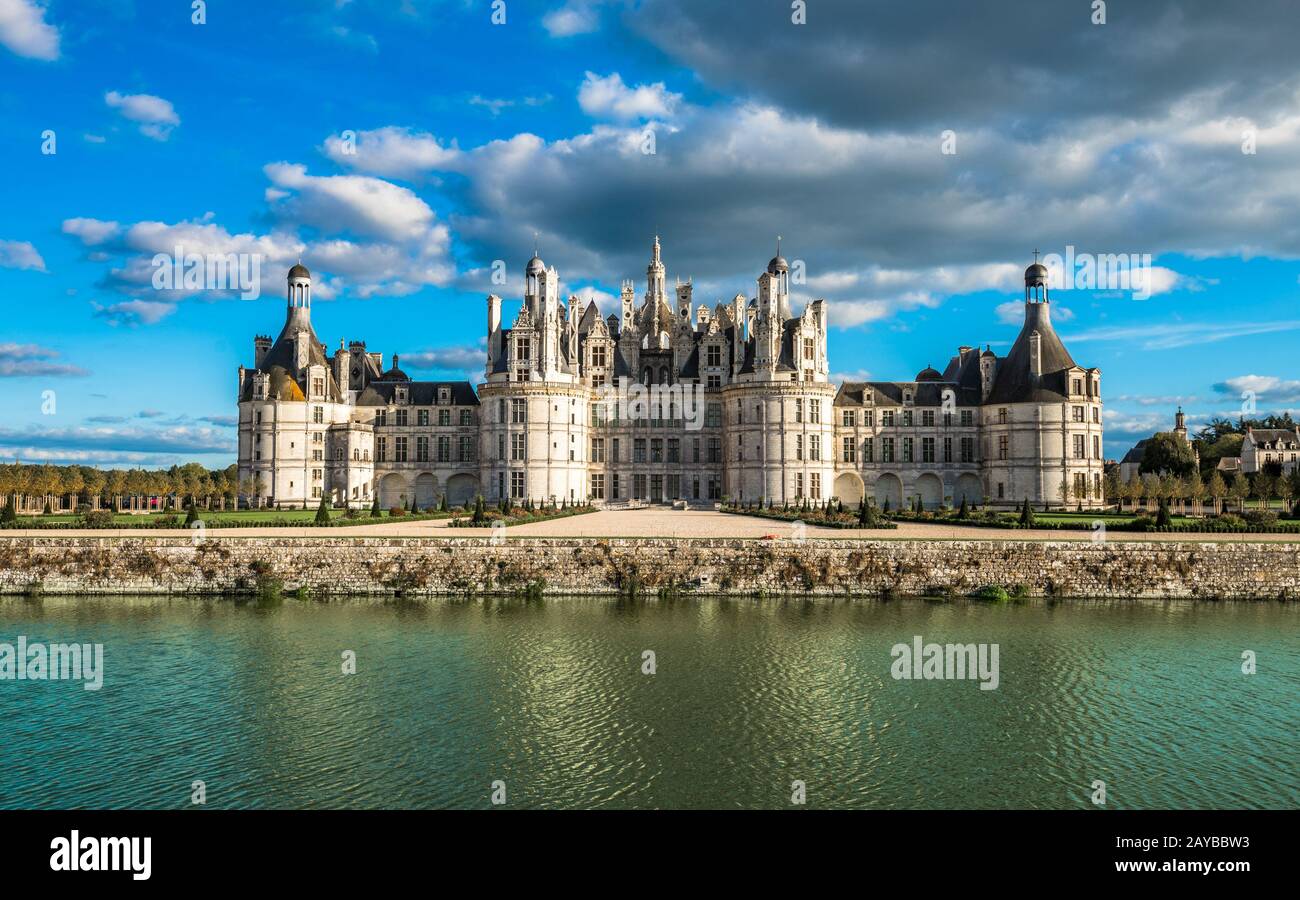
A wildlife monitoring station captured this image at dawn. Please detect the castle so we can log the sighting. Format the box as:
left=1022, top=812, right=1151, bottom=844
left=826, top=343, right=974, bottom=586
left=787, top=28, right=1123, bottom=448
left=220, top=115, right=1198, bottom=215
left=237, top=241, right=1106, bottom=511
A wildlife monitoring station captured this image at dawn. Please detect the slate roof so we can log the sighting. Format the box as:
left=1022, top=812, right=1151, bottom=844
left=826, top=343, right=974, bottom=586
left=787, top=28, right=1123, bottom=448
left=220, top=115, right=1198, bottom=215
left=986, top=301, right=1080, bottom=404
left=356, top=381, right=479, bottom=407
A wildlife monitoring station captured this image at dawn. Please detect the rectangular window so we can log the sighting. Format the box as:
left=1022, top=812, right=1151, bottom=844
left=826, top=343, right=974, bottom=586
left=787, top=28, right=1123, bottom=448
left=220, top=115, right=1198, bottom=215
left=634, top=439, right=647, bottom=463
left=510, top=471, right=525, bottom=499
left=592, top=345, right=607, bottom=367
left=591, top=437, right=605, bottom=463
left=882, top=437, right=895, bottom=463
left=863, top=437, right=874, bottom=462
left=810, top=472, right=821, bottom=500
left=960, top=410, right=974, bottom=427
left=810, top=400, right=821, bottom=424
left=843, top=437, right=856, bottom=463
left=902, top=410, right=913, bottom=427
left=511, top=399, right=527, bottom=424
left=903, top=437, right=914, bottom=462
left=667, top=439, right=680, bottom=463
left=1093, top=435, right=1101, bottom=460
left=1073, top=434, right=1085, bottom=459
left=590, top=473, right=605, bottom=500
left=706, top=403, right=722, bottom=427
left=395, top=409, right=408, bottom=427
left=796, top=434, right=804, bottom=461
left=497, top=435, right=505, bottom=462
left=1072, top=406, right=1084, bottom=423
left=706, top=345, right=721, bottom=367
left=922, top=437, right=935, bottom=463
left=794, top=472, right=804, bottom=500
left=375, top=410, right=387, bottom=427
left=437, top=436, right=450, bottom=462
left=842, top=410, right=856, bottom=427
left=961, top=436, right=975, bottom=463
left=921, top=410, right=935, bottom=427
left=417, top=409, right=429, bottom=427
left=810, top=434, right=820, bottom=461
left=863, top=410, right=874, bottom=427
left=998, top=435, right=1008, bottom=460
left=881, top=410, right=895, bottom=427
left=651, top=439, right=664, bottom=463
left=395, top=436, right=408, bottom=462
left=416, top=436, right=429, bottom=462
left=943, top=437, right=952, bottom=463
left=459, top=436, right=473, bottom=462
left=708, top=438, right=721, bottom=463
left=439, top=409, right=451, bottom=426
left=511, top=433, right=526, bottom=461
left=795, top=399, right=803, bottom=423
left=313, top=406, right=324, bottom=425
left=998, top=408, right=1008, bottom=425
left=612, top=438, right=620, bottom=462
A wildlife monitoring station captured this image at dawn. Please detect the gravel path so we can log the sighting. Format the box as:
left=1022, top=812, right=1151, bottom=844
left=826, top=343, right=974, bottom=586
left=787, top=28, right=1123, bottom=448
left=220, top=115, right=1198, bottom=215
left=3, top=508, right=1298, bottom=542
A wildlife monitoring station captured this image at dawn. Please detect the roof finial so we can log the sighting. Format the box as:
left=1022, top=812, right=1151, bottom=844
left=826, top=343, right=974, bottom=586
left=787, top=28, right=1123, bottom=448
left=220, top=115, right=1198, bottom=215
left=777, top=234, right=782, bottom=257
left=1032, top=248, right=1040, bottom=263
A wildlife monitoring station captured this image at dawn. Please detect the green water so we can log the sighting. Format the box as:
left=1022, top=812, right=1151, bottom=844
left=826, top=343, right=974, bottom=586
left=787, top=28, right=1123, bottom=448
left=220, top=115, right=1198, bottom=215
left=0, top=596, right=1295, bottom=809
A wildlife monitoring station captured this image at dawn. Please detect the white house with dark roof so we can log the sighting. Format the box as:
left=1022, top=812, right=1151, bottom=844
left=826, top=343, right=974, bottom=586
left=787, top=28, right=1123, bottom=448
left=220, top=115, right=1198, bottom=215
left=1241, top=426, right=1300, bottom=475
left=237, top=248, right=1104, bottom=510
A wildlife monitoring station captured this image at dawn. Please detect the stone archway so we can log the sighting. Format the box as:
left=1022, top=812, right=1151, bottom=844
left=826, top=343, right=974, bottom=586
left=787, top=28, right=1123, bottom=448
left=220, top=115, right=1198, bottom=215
left=445, top=473, right=480, bottom=507
left=955, top=473, right=983, bottom=506
left=873, top=473, right=903, bottom=510
left=414, top=473, right=438, bottom=508
left=834, top=471, right=865, bottom=506
left=915, top=473, right=944, bottom=509
left=379, top=473, right=407, bottom=509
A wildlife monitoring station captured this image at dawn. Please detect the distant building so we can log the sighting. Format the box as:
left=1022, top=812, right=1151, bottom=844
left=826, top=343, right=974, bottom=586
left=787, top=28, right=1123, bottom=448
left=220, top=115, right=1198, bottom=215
left=1117, top=408, right=1198, bottom=481
left=1241, top=426, right=1300, bottom=475
left=1216, top=456, right=1242, bottom=476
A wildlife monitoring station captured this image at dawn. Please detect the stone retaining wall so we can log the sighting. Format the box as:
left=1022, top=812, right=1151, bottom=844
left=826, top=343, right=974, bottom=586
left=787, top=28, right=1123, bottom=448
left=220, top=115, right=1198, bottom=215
left=0, top=536, right=1297, bottom=599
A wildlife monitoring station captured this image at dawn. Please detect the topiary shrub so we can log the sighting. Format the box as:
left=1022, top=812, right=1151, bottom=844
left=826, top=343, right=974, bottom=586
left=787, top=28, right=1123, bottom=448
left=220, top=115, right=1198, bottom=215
left=314, top=495, right=331, bottom=526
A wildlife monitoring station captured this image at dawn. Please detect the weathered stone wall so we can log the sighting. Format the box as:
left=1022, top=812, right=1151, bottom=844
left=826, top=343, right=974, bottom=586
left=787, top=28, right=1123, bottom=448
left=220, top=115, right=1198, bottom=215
left=0, top=537, right=1297, bottom=599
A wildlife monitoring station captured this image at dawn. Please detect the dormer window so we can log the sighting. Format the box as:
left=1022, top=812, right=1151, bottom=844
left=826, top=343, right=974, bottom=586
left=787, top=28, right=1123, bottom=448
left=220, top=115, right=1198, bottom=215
left=396, top=387, right=408, bottom=403
left=438, top=387, right=451, bottom=405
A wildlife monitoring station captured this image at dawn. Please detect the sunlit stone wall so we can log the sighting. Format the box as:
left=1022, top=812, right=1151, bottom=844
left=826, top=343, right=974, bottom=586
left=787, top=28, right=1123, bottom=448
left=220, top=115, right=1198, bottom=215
left=0, top=537, right=1296, bottom=600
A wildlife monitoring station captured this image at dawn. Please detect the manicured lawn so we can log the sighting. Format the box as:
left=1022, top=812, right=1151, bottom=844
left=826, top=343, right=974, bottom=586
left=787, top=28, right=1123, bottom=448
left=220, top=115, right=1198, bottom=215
left=7, top=508, right=457, bottom=527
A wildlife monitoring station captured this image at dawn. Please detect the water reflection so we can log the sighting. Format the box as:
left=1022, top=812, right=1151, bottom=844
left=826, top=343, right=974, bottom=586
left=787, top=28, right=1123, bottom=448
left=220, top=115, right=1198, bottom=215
left=0, top=596, right=1295, bottom=809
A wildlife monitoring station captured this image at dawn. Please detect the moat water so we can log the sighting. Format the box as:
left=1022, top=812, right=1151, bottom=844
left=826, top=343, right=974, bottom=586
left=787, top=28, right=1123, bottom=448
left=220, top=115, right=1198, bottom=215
left=0, top=596, right=1296, bottom=809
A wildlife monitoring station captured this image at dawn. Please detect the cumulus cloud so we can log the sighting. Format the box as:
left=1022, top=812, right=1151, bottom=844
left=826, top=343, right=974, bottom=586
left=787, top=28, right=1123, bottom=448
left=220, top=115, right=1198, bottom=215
left=62, top=218, right=121, bottom=246
left=0, top=0, right=60, bottom=61
left=321, top=127, right=460, bottom=181
left=578, top=71, right=681, bottom=121
left=1214, top=375, right=1300, bottom=405
left=543, top=1, right=600, bottom=37
left=105, top=91, right=181, bottom=141
left=0, top=343, right=88, bottom=377
left=0, top=239, right=45, bottom=271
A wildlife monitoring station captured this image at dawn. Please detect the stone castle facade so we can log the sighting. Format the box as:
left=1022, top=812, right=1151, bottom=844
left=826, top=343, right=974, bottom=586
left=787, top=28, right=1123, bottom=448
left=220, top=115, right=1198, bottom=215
left=237, top=242, right=1106, bottom=510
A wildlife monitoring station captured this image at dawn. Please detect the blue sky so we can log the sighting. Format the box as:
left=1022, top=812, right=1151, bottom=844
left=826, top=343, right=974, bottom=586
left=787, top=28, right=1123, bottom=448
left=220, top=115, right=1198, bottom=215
left=2, top=0, right=1299, bottom=468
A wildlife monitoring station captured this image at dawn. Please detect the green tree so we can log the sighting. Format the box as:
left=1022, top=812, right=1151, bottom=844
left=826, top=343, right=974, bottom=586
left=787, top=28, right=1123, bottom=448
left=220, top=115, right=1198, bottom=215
left=315, top=494, right=331, bottom=526
left=1018, top=498, right=1034, bottom=527
left=1207, top=471, right=1227, bottom=515
left=1139, top=432, right=1198, bottom=478
left=370, top=493, right=381, bottom=517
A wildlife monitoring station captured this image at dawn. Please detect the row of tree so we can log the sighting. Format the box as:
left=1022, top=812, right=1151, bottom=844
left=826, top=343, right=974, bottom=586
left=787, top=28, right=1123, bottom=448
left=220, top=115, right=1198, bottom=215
left=1080, top=467, right=1300, bottom=515
left=0, top=462, right=261, bottom=513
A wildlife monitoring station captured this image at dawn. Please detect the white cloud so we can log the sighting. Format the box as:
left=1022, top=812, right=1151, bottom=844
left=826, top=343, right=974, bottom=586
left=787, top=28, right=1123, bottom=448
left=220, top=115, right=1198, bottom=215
left=1214, top=374, right=1300, bottom=405
left=544, top=2, right=600, bottom=37
left=578, top=71, right=681, bottom=121
left=399, top=344, right=484, bottom=372
left=322, top=127, right=460, bottom=180
left=62, top=217, right=121, bottom=246
left=264, top=162, right=444, bottom=244
left=92, top=299, right=178, bottom=326
left=0, top=342, right=86, bottom=377
left=105, top=91, right=181, bottom=141
left=1064, top=320, right=1300, bottom=351
left=0, top=0, right=59, bottom=60
left=0, top=239, right=45, bottom=271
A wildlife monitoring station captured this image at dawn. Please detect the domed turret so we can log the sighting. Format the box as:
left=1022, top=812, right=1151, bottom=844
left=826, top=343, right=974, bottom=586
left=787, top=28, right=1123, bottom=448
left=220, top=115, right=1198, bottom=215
left=915, top=365, right=943, bottom=382
left=766, top=255, right=789, bottom=275
left=1024, top=262, right=1048, bottom=287
left=288, top=262, right=311, bottom=280
left=525, top=255, right=546, bottom=276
